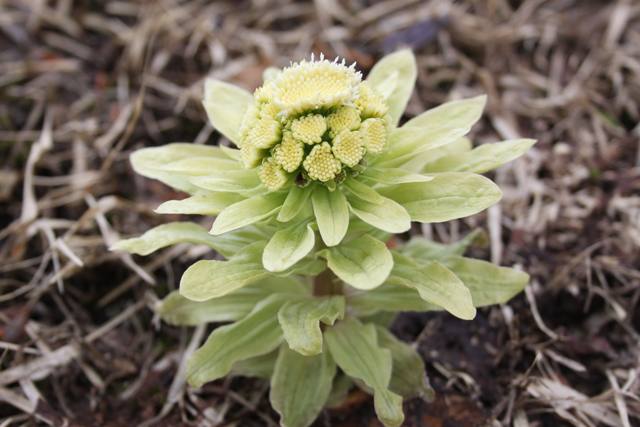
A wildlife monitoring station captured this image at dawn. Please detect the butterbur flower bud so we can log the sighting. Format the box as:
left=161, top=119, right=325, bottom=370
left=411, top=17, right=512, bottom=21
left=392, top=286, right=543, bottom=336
left=116, top=49, right=535, bottom=427
left=273, top=131, right=304, bottom=172
left=290, top=114, right=327, bottom=144
left=233, top=55, right=394, bottom=196
left=258, top=157, right=288, bottom=191
left=303, top=141, right=342, bottom=181
left=332, top=130, right=365, bottom=167
left=326, top=106, right=361, bottom=138
left=359, top=118, right=387, bottom=154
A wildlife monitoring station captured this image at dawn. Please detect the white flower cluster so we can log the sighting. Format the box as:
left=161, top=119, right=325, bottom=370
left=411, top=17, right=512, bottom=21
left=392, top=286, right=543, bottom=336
left=237, top=55, right=393, bottom=190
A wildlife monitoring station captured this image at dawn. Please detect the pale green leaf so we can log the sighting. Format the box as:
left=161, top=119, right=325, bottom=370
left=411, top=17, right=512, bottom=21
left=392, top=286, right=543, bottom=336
left=230, top=349, right=278, bottom=379
left=347, top=285, right=440, bottom=317
left=203, top=78, right=255, bottom=145
left=157, top=276, right=309, bottom=326
left=155, top=192, right=245, bottom=216
left=404, top=95, right=487, bottom=129
left=188, top=169, right=262, bottom=194
left=220, top=145, right=241, bottom=160
left=401, top=137, right=473, bottom=173
left=312, top=185, right=349, bottom=247
left=211, top=192, right=287, bottom=235
left=347, top=194, right=411, bottom=234
left=180, top=241, right=325, bottom=301
left=110, top=222, right=240, bottom=257
left=357, top=311, right=398, bottom=328
left=375, top=96, right=486, bottom=168
left=186, top=294, right=288, bottom=388
left=114, top=222, right=271, bottom=259
left=158, top=156, right=241, bottom=176
left=203, top=226, right=274, bottom=258
left=388, top=253, right=476, bottom=320
left=401, top=229, right=486, bottom=262
left=130, top=143, right=232, bottom=195
left=375, top=326, right=434, bottom=401
left=278, top=183, right=315, bottom=222
left=442, top=256, right=529, bottom=307
left=317, top=235, right=392, bottom=290
left=270, top=345, right=336, bottom=427
left=343, top=177, right=384, bottom=204
left=278, top=295, right=345, bottom=356
left=324, top=317, right=404, bottom=427
left=360, top=167, right=435, bottom=184
left=345, top=217, right=393, bottom=244
left=366, top=49, right=417, bottom=127
left=377, top=173, right=502, bottom=223
left=263, top=220, right=315, bottom=272
left=421, top=139, right=537, bottom=174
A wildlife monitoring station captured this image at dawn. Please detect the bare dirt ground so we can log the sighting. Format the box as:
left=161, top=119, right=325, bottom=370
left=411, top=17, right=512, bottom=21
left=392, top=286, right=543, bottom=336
left=1, top=0, right=639, bottom=426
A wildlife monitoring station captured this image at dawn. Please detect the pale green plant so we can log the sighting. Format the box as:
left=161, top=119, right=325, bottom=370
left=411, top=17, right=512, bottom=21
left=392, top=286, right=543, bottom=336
left=112, top=50, right=534, bottom=427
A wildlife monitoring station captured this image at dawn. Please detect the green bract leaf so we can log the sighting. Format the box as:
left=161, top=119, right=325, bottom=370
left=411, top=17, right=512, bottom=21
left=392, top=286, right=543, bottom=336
left=186, top=294, right=288, bottom=388
left=203, top=78, right=255, bottom=145
left=324, top=318, right=404, bottom=427
left=230, top=349, right=278, bottom=379
left=401, top=229, right=486, bottom=262
left=421, top=139, right=537, bottom=174
left=263, top=220, right=315, bottom=272
left=278, top=295, right=345, bottom=356
left=220, top=145, right=241, bottom=160
left=405, top=95, right=487, bottom=129
left=360, top=167, right=435, bottom=184
left=211, top=192, right=287, bottom=235
left=156, top=192, right=245, bottom=216
left=388, top=253, right=476, bottom=320
left=312, top=185, right=349, bottom=247
left=347, top=193, right=411, bottom=234
left=130, top=143, right=232, bottom=195
left=375, top=326, right=434, bottom=401
left=270, top=345, right=336, bottom=427
left=188, top=169, right=262, bottom=194
left=375, top=96, right=486, bottom=168
left=366, top=49, right=417, bottom=127
left=317, top=235, right=392, bottom=290
left=343, top=177, right=384, bottom=204
left=158, top=156, right=241, bottom=176
left=157, top=276, right=308, bottom=325
left=180, top=241, right=325, bottom=301
left=347, top=285, right=440, bottom=317
left=442, top=256, right=529, bottom=307
left=110, top=222, right=219, bottom=256
left=401, top=137, right=473, bottom=173
left=278, top=183, right=314, bottom=222
left=377, top=173, right=502, bottom=223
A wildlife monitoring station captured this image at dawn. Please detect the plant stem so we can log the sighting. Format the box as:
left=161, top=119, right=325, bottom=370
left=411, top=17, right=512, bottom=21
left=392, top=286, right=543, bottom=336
left=313, top=268, right=342, bottom=296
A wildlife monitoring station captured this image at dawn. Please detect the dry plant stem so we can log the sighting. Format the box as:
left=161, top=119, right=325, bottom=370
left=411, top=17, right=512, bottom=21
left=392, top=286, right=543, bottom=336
left=313, top=269, right=342, bottom=296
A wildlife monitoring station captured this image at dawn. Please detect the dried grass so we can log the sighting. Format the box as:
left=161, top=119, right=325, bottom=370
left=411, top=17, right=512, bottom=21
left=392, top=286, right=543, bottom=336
left=0, top=0, right=639, bottom=426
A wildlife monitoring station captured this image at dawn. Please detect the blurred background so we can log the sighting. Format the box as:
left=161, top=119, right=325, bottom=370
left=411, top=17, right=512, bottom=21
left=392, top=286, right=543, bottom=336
left=1, top=0, right=639, bottom=426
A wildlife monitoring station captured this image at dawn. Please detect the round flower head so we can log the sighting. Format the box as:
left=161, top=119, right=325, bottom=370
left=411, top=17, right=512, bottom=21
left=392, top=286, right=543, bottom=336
left=291, top=114, right=327, bottom=145
left=273, top=131, right=304, bottom=172
left=326, top=106, right=361, bottom=138
left=236, top=54, right=393, bottom=187
left=259, top=158, right=288, bottom=191
left=271, top=54, right=362, bottom=119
